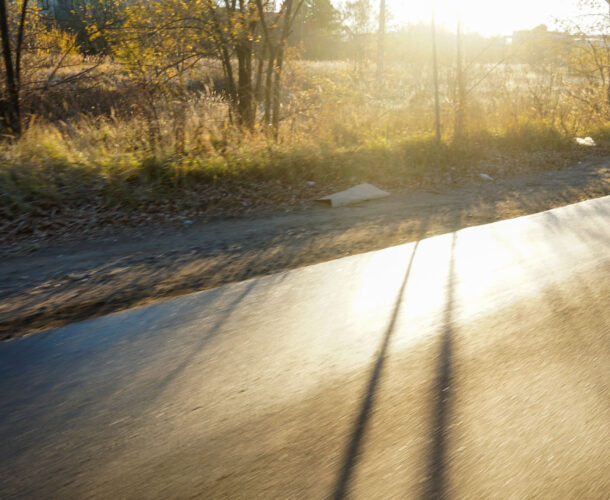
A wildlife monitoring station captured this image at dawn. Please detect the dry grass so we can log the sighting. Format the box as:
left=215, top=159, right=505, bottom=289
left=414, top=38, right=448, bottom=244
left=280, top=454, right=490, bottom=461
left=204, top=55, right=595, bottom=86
left=1, top=58, right=609, bottom=234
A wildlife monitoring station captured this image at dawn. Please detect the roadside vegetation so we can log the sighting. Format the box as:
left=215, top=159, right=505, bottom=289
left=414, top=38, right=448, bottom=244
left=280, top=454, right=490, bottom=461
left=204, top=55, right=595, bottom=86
left=0, top=0, right=609, bottom=240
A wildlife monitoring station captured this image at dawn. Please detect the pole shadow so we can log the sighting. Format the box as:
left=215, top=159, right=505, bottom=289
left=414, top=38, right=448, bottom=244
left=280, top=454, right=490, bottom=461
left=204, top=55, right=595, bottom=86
left=332, top=235, right=423, bottom=499
left=422, top=230, right=457, bottom=500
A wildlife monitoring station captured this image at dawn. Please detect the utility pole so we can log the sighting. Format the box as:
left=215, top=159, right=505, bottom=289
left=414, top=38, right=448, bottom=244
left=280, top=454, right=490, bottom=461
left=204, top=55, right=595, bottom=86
left=454, top=13, right=466, bottom=142
left=377, top=0, right=386, bottom=82
left=432, top=9, right=441, bottom=142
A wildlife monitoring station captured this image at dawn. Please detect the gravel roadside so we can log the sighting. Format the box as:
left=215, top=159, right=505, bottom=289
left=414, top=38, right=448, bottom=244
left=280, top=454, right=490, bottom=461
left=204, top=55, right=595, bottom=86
left=1, top=155, right=608, bottom=340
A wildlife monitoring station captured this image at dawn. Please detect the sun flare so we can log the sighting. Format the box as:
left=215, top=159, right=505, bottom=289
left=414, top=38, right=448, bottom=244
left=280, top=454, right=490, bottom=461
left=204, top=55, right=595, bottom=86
left=389, top=0, right=588, bottom=36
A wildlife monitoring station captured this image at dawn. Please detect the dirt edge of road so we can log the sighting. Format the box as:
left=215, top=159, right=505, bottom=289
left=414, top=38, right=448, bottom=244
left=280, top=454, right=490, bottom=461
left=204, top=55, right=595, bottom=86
left=1, top=155, right=609, bottom=341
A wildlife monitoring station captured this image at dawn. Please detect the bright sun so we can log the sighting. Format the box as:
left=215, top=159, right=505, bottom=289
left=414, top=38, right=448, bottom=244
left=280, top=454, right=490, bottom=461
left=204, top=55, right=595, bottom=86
left=388, top=0, right=586, bottom=36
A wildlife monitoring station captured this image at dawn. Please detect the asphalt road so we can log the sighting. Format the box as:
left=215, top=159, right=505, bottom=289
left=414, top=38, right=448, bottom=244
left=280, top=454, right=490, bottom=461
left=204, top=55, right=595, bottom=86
left=1, top=196, right=609, bottom=499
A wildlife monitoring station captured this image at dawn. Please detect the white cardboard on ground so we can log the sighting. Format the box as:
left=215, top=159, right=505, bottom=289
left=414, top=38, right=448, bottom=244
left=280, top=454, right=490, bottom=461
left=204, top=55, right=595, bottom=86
left=316, top=183, right=390, bottom=207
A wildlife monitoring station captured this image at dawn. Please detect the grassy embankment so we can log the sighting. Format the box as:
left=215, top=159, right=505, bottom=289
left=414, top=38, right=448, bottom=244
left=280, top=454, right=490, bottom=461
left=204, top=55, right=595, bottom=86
left=1, top=59, right=609, bottom=236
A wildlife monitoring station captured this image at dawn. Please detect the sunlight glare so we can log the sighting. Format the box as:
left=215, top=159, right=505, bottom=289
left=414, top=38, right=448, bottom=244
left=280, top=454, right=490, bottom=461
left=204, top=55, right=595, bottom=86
left=390, top=0, right=580, bottom=36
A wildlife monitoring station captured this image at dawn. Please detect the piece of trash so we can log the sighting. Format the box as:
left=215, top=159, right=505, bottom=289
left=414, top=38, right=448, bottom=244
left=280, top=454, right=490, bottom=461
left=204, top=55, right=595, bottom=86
left=575, top=137, right=596, bottom=147
left=479, top=173, right=494, bottom=181
left=316, top=183, right=390, bottom=208
left=306, top=181, right=316, bottom=186
left=183, top=219, right=193, bottom=225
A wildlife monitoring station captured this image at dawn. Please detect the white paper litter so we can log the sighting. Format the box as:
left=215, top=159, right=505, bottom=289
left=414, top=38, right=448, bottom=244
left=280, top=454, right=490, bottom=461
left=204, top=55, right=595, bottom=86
left=575, top=137, right=596, bottom=147
left=316, top=183, right=390, bottom=208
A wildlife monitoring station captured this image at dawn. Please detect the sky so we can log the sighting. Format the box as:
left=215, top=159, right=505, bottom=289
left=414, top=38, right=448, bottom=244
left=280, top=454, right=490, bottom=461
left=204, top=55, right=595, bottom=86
left=383, top=0, right=608, bottom=36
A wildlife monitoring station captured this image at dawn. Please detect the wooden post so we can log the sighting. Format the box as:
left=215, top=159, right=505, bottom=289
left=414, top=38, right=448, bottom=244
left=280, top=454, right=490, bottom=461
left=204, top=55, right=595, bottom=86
left=377, top=0, right=386, bottom=82
left=432, top=9, right=441, bottom=142
left=454, top=13, right=466, bottom=142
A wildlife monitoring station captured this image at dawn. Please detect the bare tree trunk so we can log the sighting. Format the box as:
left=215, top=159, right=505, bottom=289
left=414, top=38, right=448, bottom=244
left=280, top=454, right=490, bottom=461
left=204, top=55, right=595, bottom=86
left=0, top=0, right=21, bottom=136
left=256, top=0, right=304, bottom=137
left=607, top=74, right=610, bottom=112
left=220, top=53, right=238, bottom=106
left=236, top=41, right=255, bottom=129
left=255, top=0, right=273, bottom=127
left=271, top=46, right=284, bottom=139
left=254, top=44, right=266, bottom=103
left=264, top=52, right=274, bottom=125
left=376, top=0, right=385, bottom=82
left=271, top=0, right=300, bottom=139
left=173, top=98, right=186, bottom=155
left=15, top=0, right=28, bottom=87
left=235, top=0, right=256, bottom=130
left=140, top=87, right=161, bottom=151
left=207, top=2, right=238, bottom=121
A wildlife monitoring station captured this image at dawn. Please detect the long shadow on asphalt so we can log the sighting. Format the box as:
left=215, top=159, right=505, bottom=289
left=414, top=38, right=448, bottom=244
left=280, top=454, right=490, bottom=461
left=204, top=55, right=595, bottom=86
left=0, top=277, right=262, bottom=469
left=332, top=219, right=430, bottom=499
left=421, top=231, right=457, bottom=500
